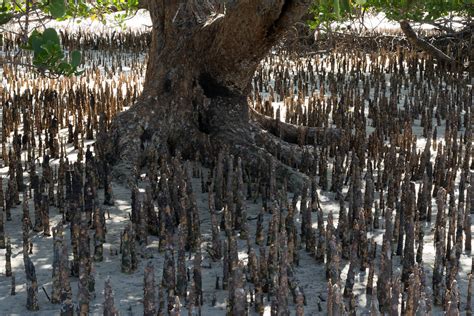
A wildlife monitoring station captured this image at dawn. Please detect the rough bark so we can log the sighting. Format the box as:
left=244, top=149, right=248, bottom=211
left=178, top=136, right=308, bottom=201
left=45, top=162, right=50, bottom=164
left=5, top=236, right=12, bottom=276
left=24, top=253, right=39, bottom=311
left=51, top=225, right=63, bottom=304
left=104, top=278, right=118, bottom=316
left=98, top=0, right=313, bottom=191
left=0, top=209, right=5, bottom=249
left=144, top=261, right=157, bottom=316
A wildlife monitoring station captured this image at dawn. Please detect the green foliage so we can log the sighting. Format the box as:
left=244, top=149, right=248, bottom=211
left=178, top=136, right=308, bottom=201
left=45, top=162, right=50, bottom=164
left=308, top=0, right=360, bottom=30
left=309, top=0, right=474, bottom=28
left=366, top=0, right=474, bottom=21
left=0, top=0, right=138, bottom=76
left=0, top=0, right=49, bottom=18
left=22, top=28, right=82, bottom=76
left=0, top=11, right=13, bottom=24
left=49, top=0, right=66, bottom=18
left=65, top=0, right=138, bottom=24
left=5, top=0, right=469, bottom=76
left=70, top=50, right=81, bottom=67
left=0, top=0, right=14, bottom=25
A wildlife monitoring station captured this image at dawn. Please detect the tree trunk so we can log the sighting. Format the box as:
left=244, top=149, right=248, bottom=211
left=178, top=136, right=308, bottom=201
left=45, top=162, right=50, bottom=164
left=98, top=0, right=312, bottom=187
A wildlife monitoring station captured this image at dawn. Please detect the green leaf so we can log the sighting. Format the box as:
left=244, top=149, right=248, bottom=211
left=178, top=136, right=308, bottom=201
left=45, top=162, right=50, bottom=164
left=41, top=42, right=61, bottom=55
left=0, top=12, right=12, bottom=24
left=355, top=0, right=367, bottom=5
left=49, top=0, right=66, bottom=18
left=334, top=0, right=341, bottom=18
left=57, top=61, right=72, bottom=72
left=42, top=28, right=60, bottom=45
left=20, top=19, right=86, bottom=77
left=23, top=30, right=43, bottom=52
left=31, top=35, right=44, bottom=52
left=340, top=0, right=350, bottom=14
left=70, top=50, right=81, bottom=67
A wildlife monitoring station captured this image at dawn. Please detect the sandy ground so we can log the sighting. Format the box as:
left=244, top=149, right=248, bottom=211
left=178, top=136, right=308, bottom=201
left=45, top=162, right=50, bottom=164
left=0, top=132, right=471, bottom=315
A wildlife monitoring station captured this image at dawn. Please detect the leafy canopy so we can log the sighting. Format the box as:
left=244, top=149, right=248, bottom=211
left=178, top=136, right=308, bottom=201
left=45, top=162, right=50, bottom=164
left=0, top=0, right=472, bottom=75
left=309, top=0, right=473, bottom=29
left=0, top=0, right=138, bottom=76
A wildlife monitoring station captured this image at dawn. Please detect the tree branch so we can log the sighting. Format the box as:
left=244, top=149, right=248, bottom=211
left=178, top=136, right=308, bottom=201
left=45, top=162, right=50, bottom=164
left=400, top=20, right=457, bottom=66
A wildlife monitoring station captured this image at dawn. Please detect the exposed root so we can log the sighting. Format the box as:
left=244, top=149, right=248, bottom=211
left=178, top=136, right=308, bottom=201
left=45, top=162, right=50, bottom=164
left=100, top=95, right=311, bottom=191
left=97, top=97, right=210, bottom=183
left=250, top=107, right=341, bottom=146
left=211, top=119, right=309, bottom=192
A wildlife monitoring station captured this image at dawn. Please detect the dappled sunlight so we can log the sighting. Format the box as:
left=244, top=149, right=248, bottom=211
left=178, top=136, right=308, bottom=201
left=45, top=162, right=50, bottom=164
left=0, top=1, right=471, bottom=315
